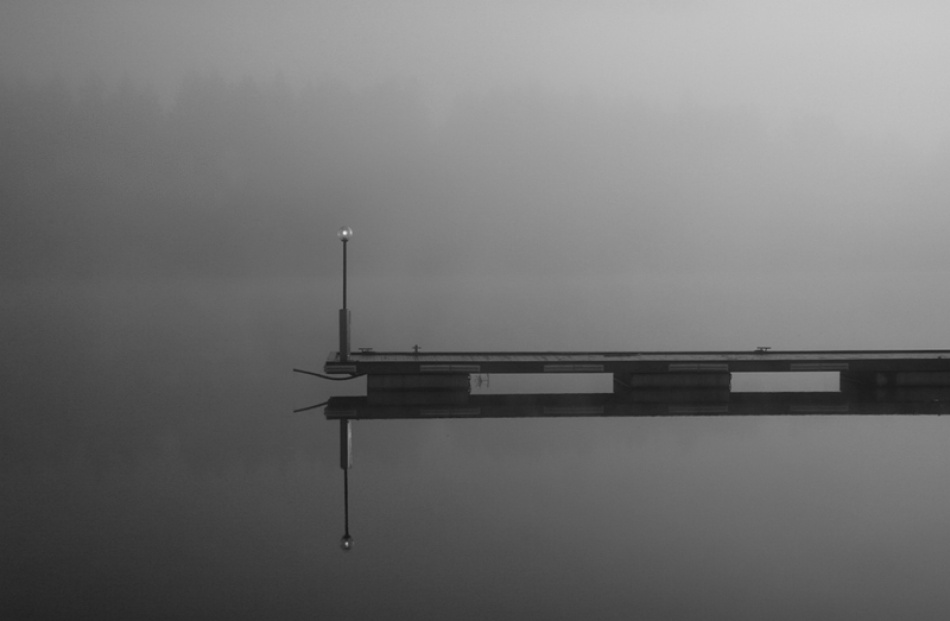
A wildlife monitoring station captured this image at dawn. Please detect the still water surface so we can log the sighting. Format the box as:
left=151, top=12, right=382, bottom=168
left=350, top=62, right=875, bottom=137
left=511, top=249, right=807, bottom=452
left=6, top=270, right=950, bottom=619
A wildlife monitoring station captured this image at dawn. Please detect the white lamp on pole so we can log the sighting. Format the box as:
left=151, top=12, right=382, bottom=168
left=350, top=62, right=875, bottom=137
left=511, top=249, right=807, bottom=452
left=337, top=227, right=353, bottom=362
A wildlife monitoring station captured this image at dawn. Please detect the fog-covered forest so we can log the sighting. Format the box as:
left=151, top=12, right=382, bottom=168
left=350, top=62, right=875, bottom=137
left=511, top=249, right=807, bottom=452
left=5, top=73, right=949, bottom=283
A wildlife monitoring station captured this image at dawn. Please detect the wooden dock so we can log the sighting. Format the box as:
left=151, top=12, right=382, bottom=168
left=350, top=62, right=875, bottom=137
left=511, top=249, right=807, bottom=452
left=325, top=349, right=950, bottom=375
left=321, top=348, right=950, bottom=420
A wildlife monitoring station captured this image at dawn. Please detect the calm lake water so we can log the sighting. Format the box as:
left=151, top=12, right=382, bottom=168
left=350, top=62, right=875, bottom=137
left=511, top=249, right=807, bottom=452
left=6, top=270, right=950, bottom=619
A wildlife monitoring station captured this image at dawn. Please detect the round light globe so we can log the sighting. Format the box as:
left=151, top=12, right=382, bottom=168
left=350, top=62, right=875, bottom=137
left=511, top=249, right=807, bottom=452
left=337, top=226, right=353, bottom=242
left=340, top=534, right=353, bottom=551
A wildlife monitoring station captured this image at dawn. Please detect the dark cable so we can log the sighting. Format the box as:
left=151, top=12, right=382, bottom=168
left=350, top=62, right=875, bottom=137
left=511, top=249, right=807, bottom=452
left=293, top=368, right=365, bottom=381
left=293, top=401, right=329, bottom=413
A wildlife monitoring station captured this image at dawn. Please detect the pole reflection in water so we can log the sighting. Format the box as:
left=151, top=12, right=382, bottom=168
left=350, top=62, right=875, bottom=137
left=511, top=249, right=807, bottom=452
left=340, top=418, right=353, bottom=551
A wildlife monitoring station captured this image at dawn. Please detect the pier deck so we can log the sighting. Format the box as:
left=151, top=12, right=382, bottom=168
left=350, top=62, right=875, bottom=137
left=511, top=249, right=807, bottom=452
left=325, top=349, right=950, bottom=375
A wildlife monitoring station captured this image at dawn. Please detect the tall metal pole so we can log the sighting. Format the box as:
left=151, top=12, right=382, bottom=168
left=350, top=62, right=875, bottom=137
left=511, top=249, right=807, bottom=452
left=337, top=227, right=352, bottom=362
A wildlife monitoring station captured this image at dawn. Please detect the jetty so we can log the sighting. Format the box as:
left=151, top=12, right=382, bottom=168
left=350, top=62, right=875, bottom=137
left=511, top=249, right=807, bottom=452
left=323, top=348, right=950, bottom=419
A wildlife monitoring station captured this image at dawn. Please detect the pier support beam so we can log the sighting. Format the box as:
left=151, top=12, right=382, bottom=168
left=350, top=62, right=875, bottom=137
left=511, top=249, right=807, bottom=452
left=613, top=372, right=731, bottom=402
left=840, top=371, right=874, bottom=397
left=366, top=373, right=471, bottom=405
left=842, top=371, right=950, bottom=401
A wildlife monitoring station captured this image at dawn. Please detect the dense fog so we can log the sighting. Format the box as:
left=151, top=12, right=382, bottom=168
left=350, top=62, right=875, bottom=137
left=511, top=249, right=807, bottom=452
left=4, top=73, right=950, bottom=281
left=6, top=2, right=950, bottom=619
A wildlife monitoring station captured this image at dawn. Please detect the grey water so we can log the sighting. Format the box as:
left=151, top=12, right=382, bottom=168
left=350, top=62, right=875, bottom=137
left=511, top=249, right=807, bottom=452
left=7, top=270, right=950, bottom=619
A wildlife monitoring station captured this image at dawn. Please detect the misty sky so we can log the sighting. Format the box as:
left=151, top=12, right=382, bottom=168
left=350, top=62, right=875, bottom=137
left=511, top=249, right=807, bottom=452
left=6, top=2, right=950, bottom=619
left=4, top=1, right=950, bottom=145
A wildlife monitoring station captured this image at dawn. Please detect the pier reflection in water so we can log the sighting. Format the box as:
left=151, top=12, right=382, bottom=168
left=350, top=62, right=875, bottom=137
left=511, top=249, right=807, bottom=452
left=326, top=389, right=950, bottom=420
left=324, top=385, right=950, bottom=548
